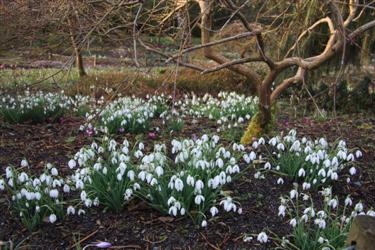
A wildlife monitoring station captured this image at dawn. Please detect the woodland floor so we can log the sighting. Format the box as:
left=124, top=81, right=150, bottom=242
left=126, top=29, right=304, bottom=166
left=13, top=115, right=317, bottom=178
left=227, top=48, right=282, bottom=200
left=0, top=107, right=374, bottom=249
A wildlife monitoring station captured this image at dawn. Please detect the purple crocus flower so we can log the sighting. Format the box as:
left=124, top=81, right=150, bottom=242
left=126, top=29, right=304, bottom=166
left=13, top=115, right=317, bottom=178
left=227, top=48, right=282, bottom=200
left=148, top=131, right=157, bottom=139
left=95, top=242, right=112, bottom=248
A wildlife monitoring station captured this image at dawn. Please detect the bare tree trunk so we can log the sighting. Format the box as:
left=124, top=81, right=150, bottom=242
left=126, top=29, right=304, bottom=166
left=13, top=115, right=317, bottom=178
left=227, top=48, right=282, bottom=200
left=68, top=14, right=86, bottom=78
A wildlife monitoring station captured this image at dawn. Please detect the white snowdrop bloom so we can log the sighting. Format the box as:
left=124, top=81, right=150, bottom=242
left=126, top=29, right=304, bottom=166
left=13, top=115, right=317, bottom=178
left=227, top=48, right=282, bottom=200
left=201, top=220, right=207, bottom=227
left=0, top=179, right=4, bottom=190
left=318, top=169, right=326, bottom=177
left=5, top=167, right=13, bottom=178
left=180, top=207, right=186, bottom=215
left=169, top=206, right=178, bottom=217
left=277, top=143, right=285, bottom=151
left=329, top=171, right=338, bottom=180
left=349, top=167, right=357, bottom=176
left=243, top=236, right=253, bottom=242
left=50, top=168, right=58, bottom=176
left=289, top=218, right=297, bottom=227
left=102, top=167, right=108, bottom=175
left=328, top=199, right=338, bottom=209
left=67, top=206, right=75, bottom=215
left=302, top=182, right=311, bottom=190
left=194, top=195, right=205, bottom=205
left=49, top=189, right=59, bottom=198
left=232, top=165, right=240, bottom=173
left=314, top=218, right=326, bottom=229
left=257, top=232, right=268, bottom=243
left=78, top=209, right=85, bottom=216
left=277, top=178, right=284, bottom=185
left=269, top=137, right=277, bottom=146
left=300, top=214, right=309, bottom=223
left=117, top=173, right=123, bottom=181
left=68, top=159, right=77, bottom=169
left=63, top=184, right=70, bottom=193
left=290, top=190, right=298, bottom=199
left=216, top=158, right=224, bottom=168
left=323, top=159, right=331, bottom=168
left=186, top=175, right=195, bottom=186
left=76, top=180, right=84, bottom=189
left=345, top=196, right=353, bottom=206
left=49, top=214, right=57, bottom=223
left=243, top=154, right=251, bottom=163
left=355, top=150, right=363, bottom=158
left=298, top=168, right=306, bottom=177
left=347, top=153, right=355, bottom=161
left=155, top=166, right=164, bottom=177
left=35, top=192, right=41, bottom=200
left=167, top=196, right=176, bottom=206
left=174, top=178, right=184, bottom=191
left=238, top=207, right=242, bottom=214
left=122, top=146, right=129, bottom=154
left=210, top=206, right=219, bottom=217
left=264, top=162, right=271, bottom=170
left=21, top=159, right=29, bottom=168
left=127, top=170, right=135, bottom=181
left=355, top=202, right=363, bottom=212
left=252, top=141, right=258, bottom=149
left=367, top=210, right=375, bottom=217
left=195, top=180, right=204, bottom=191
left=318, top=237, right=325, bottom=244
left=278, top=205, right=286, bottom=217
left=254, top=171, right=261, bottom=179
left=249, top=151, right=256, bottom=161
left=18, top=172, right=28, bottom=183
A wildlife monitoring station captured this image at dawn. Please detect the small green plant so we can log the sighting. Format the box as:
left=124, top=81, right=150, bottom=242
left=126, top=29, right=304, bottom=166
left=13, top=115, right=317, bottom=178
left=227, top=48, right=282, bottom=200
left=71, top=138, right=138, bottom=212
left=167, top=118, right=184, bottom=133
left=0, top=163, right=67, bottom=231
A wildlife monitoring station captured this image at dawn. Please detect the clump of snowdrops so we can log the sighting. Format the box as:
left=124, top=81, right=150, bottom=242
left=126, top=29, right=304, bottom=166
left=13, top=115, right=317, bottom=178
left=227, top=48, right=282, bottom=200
left=70, top=137, right=138, bottom=212
left=0, top=90, right=90, bottom=123
left=274, top=186, right=375, bottom=250
left=0, top=162, right=69, bottom=231
left=136, top=134, right=244, bottom=226
left=180, top=92, right=258, bottom=128
left=89, top=96, right=163, bottom=134
left=253, top=129, right=362, bottom=189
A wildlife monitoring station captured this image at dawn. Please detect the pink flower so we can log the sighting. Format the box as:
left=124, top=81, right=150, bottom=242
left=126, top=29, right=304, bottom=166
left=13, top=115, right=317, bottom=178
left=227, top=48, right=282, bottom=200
left=148, top=132, right=157, bottom=139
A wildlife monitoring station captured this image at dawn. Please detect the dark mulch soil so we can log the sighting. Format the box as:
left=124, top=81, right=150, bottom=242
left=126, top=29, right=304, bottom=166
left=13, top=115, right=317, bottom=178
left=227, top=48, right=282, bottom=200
left=0, top=111, right=374, bottom=249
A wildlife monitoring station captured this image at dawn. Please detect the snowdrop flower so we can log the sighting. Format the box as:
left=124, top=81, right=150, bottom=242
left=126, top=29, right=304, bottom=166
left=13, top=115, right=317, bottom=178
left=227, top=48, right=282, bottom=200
left=68, top=159, right=77, bottom=169
left=174, top=178, right=184, bottom=191
left=195, top=180, right=204, bottom=191
left=21, top=159, right=29, bottom=168
left=49, top=214, right=57, bottom=223
left=195, top=195, right=205, bottom=205
left=186, top=175, right=195, bottom=186
left=257, top=232, right=268, bottom=243
left=201, top=220, right=207, bottom=227
left=277, top=178, right=284, bottom=185
left=210, top=206, right=219, bottom=217
left=345, top=196, right=353, bottom=206
left=0, top=179, right=4, bottom=191
left=264, top=162, right=271, bottom=170
left=50, top=168, right=58, bottom=176
left=290, top=189, right=298, bottom=199
left=277, top=143, right=285, bottom=151
left=169, top=206, right=177, bottom=216
left=49, top=189, right=59, bottom=198
left=314, top=218, right=326, bottom=229
left=78, top=209, right=85, bottom=215
left=155, top=166, right=164, bottom=177
left=298, top=168, right=306, bottom=177
left=249, top=151, right=256, bottom=161
left=355, top=150, right=363, bottom=158
left=302, top=182, right=311, bottom=190
left=67, top=206, right=75, bottom=215
left=328, top=199, right=338, bottom=209
left=349, top=167, right=357, bottom=176
left=63, top=184, right=70, bottom=193
left=289, top=218, right=297, bottom=227
left=278, top=205, right=286, bottom=217
left=355, top=202, right=363, bottom=212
